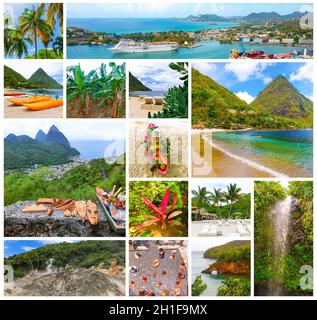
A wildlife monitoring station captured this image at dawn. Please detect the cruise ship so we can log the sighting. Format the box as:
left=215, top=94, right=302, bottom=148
left=110, top=39, right=179, bottom=54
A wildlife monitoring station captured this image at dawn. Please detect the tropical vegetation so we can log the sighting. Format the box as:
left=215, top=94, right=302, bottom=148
left=254, top=181, right=313, bottom=296
left=192, top=68, right=313, bottom=129
left=129, top=181, right=188, bottom=237
left=5, top=158, right=125, bottom=206
left=5, top=240, right=125, bottom=278
left=67, top=62, right=126, bottom=118
left=148, top=62, right=188, bottom=118
left=194, top=241, right=251, bottom=296
left=4, top=3, right=63, bottom=59
left=192, top=275, right=207, bottom=296
left=191, top=183, right=250, bottom=220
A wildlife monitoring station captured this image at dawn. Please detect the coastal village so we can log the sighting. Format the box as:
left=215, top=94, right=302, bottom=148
left=67, top=16, right=313, bottom=58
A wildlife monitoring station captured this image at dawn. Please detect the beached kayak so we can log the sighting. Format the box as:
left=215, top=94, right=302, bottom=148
left=4, top=92, right=26, bottom=97
left=7, top=95, right=52, bottom=106
left=22, top=99, right=63, bottom=110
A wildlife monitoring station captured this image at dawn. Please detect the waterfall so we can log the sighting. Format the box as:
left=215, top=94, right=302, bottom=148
left=267, top=196, right=292, bottom=296
left=45, top=258, right=56, bottom=274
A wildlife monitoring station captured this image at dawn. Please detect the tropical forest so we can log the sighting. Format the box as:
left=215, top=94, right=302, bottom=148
left=4, top=240, right=126, bottom=296
left=254, top=181, right=313, bottom=296
left=191, top=183, right=250, bottom=221
left=129, top=181, right=188, bottom=237
left=4, top=3, right=63, bottom=59
left=192, top=68, right=313, bottom=130
left=67, top=62, right=126, bottom=118
left=192, top=240, right=251, bottom=296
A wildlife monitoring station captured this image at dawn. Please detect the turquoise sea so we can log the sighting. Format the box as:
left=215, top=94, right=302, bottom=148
left=67, top=18, right=238, bottom=34
left=130, top=90, right=165, bottom=97
left=8, top=88, right=63, bottom=98
left=70, top=140, right=125, bottom=160
left=210, top=130, right=313, bottom=177
left=67, top=40, right=305, bottom=59
left=191, top=251, right=225, bottom=296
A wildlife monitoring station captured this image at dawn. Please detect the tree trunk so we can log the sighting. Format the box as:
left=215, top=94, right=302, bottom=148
left=111, top=88, right=119, bottom=118
left=85, top=94, right=90, bottom=116
left=34, top=27, right=37, bottom=59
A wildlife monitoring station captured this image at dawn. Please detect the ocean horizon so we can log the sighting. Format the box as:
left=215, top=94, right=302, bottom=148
left=70, top=140, right=125, bottom=161
left=67, top=18, right=238, bottom=34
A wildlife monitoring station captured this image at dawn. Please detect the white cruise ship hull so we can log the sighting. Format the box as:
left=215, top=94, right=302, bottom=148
left=110, top=44, right=178, bottom=54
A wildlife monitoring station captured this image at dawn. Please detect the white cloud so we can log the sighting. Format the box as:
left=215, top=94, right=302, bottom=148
left=129, top=61, right=183, bottom=91
left=235, top=91, right=255, bottom=104
left=22, top=246, right=35, bottom=252
left=263, top=77, right=272, bottom=85
left=192, top=62, right=217, bottom=77
left=289, top=63, right=313, bottom=83
left=5, top=60, right=63, bottom=83
left=224, top=62, right=272, bottom=82
left=4, top=119, right=126, bottom=141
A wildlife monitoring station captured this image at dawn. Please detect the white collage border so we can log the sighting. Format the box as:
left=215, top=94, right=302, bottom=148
left=0, top=0, right=315, bottom=301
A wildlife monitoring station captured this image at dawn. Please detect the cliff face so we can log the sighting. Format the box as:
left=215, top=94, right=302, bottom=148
left=4, top=201, right=118, bottom=237
left=202, top=260, right=250, bottom=275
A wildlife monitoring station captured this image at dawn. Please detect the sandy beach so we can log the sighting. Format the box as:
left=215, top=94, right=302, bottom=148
left=4, top=97, right=63, bottom=118
left=129, top=96, right=164, bottom=118
left=191, top=130, right=273, bottom=178
left=129, top=121, right=188, bottom=178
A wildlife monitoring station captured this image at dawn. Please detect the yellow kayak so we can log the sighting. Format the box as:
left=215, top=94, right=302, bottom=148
left=22, top=99, right=63, bottom=110
left=7, top=95, right=52, bottom=106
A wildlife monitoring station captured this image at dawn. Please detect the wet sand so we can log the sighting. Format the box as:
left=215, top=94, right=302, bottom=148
left=129, top=121, right=188, bottom=178
left=129, top=96, right=163, bottom=118
left=192, top=131, right=272, bottom=178
left=4, top=98, right=63, bottom=118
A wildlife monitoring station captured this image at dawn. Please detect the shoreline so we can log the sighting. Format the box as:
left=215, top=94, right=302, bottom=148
left=192, top=131, right=275, bottom=178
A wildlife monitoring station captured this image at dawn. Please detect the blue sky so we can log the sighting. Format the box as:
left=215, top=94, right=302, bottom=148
left=4, top=3, right=62, bottom=57
left=5, top=60, right=63, bottom=85
left=4, top=240, right=78, bottom=258
left=4, top=120, right=126, bottom=141
left=192, top=62, right=313, bottom=103
left=67, top=3, right=312, bottom=19
left=129, top=61, right=184, bottom=91
left=191, top=180, right=251, bottom=195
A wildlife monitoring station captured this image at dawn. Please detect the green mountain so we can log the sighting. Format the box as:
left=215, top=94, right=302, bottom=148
left=5, top=241, right=125, bottom=279
left=4, top=65, right=62, bottom=89
left=250, top=75, right=313, bottom=121
left=192, top=68, right=313, bottom=129
left=192, top=68, right=249, bottom=129
left=203, top=240, right=250, bottom=259
left=4, top=126, right=80, bottom=170
left=129, top=72, right=151, bottom=92
left=28, top=68, right=62, bottom=89
left=4, top=65, right=34, bottom=89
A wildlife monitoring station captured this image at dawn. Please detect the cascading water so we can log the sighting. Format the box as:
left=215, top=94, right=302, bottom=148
left=267, top=195, right=292, bottom=296
left=45, top=258, right=56, bottom=274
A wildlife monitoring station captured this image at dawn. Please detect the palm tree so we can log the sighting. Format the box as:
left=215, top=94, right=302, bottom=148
left=40, top=25, right=54, bottom=58
left=4, top=28, right=31, bottom=58
left=209, top=187, right=225, bottom=220
left=41, top=3, right=63, bottom=32
left=191, top=186, right=210, bottom=220
left=53, top=36, right=63, bottom=57
left=18, top=6, right=52, bottom=59
left=224, top=183, right=242, bottom=219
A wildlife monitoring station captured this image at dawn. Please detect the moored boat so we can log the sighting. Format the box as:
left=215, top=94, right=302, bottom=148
left=110, top=39, right=179, bottom=54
